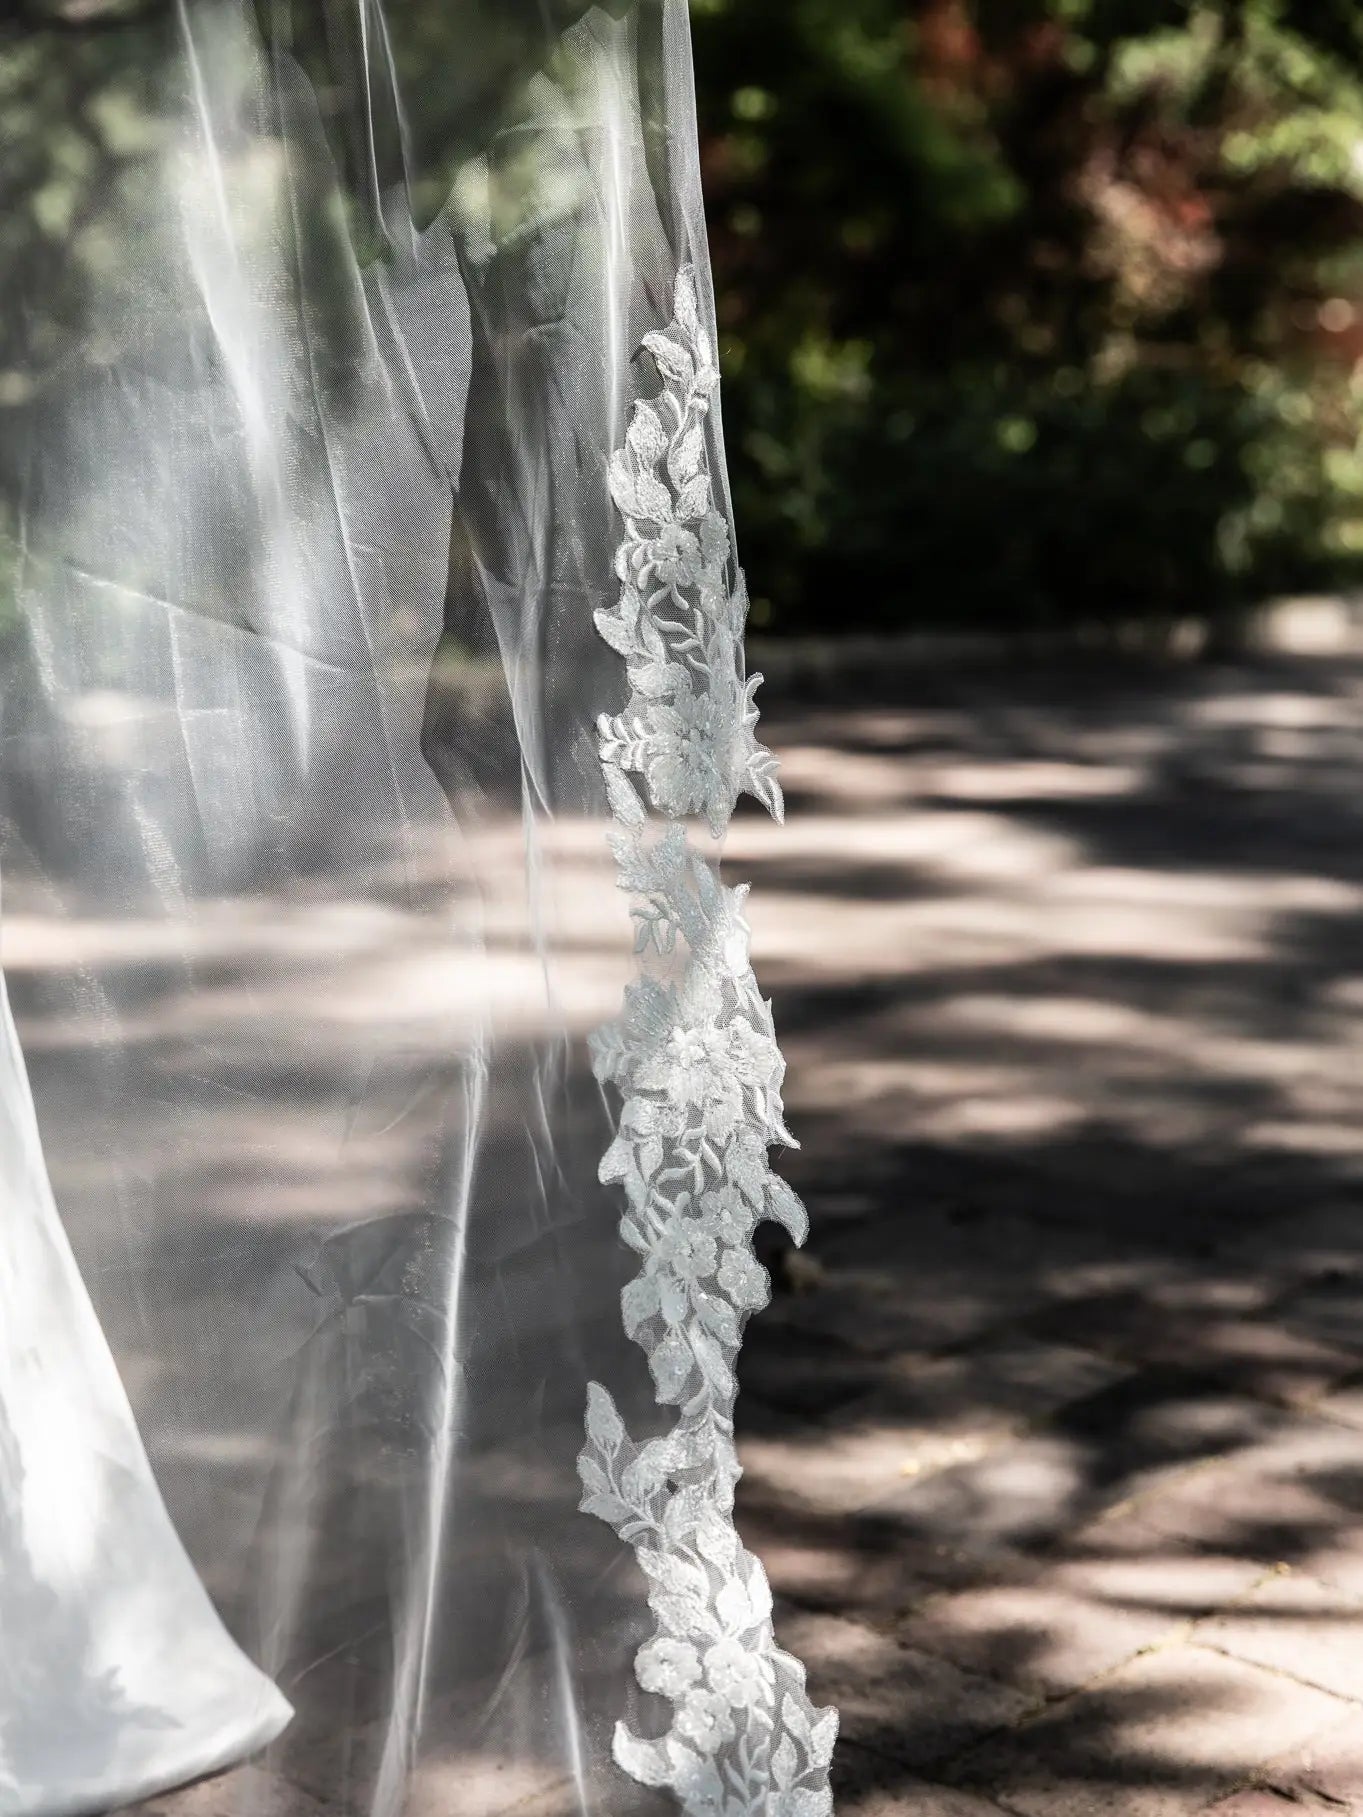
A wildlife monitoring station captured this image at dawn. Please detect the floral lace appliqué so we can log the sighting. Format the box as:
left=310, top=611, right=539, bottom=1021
left=579, top=270, right=838, bottom=1817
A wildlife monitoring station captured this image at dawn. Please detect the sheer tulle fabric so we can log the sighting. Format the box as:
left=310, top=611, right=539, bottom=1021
left=0, top=6, right=828, bottom=1815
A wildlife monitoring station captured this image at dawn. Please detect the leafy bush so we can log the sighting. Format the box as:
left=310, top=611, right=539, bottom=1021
left=692, top=0, right=1363, bottom=634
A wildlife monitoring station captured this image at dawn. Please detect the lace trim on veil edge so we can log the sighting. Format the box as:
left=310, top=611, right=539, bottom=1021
left=577, top=268, right=839, bottom=1817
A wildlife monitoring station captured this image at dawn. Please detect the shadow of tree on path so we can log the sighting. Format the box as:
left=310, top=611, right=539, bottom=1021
left=731, top=649, right=1363, bottom=1815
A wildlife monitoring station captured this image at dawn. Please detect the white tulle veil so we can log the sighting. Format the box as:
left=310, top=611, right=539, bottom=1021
left=0, top=5, right=835, bottom=1814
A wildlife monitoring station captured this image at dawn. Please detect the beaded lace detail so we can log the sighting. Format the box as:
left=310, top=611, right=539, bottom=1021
left=578, top=269, right=838, bottom=1817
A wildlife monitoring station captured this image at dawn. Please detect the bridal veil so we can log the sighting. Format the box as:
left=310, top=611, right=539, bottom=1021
left=0, top=5, right=835, bottom=1813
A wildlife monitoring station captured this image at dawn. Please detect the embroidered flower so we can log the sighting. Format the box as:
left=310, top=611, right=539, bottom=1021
left=647, top=522, right=704, bottom=588
left=662, top=1024, right=730, bottom=1106
left=636, top=1638, right=703, bottom=1698
left=642, top=688, right=723, bottom=820
left=676, top=1691, right=736, bottom=1750
left=702, top=1186, right=753, bottom=1248
left=704, top=1638, right=770, bottom=1709
left=655, top=1221, right=718, bottom=1283
left=716, top=1247, right=768, bottom=1310
left=622, top=1095, right=687, bottom=1143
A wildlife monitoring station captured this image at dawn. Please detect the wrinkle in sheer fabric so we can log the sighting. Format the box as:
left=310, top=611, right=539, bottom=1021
left=0, top=6, right=814, bottom=1816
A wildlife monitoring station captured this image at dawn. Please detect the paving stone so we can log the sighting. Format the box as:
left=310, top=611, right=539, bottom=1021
left=1294, top=1519, right=1363, bottom=1603
left=1257, top=1418, right=1363, bottom=1510
left=1018, top=1291, right=1188, bottom=1367
left=903, top=1549, right=1266, bottom=1701
left=270, top=1718, right=386, bottom=1812
left=884, top=1432, right=1094, bottom=1555
left=1051, top=1503, right=1234, bottom=1566
left=805, top=1208, right=1140, bottom=1354
left=1142, top=1273, right=1276, bottom=1323
left=737, top=1485, right=979, bottom=1623
left=758, top=1257, right=1032, bottom=1359
left=1102, top=1314, right=1355, bottom=1410
left=1133, top=1463, right=1323, bottom=1562
left=139, top=1768, right=330, bottom=1817
left=1199, top=1793, right=1303, bottom=1817
left=738, top=1409, right=1015, bottom=1524
left=405, top=1754, right=585, bottom=1817
left=1277, top=1279, right=1363, bottom=1359
left=1195, top=1567, right=1363, bottom=1702
left=951, top=1644, right=1347, bottom=1817
left=780, top=1609, right=1034, bottom=1769
left=873, top=1339, right=1130, bottom=1433
left=742, top=1338, right=1129, bottom=1531
left=1044, top=1373, right=1282, bottom=1488
left=1259, top=1704, right=1363, bottom=1806
left=1216, top=1204, right=1363, bottom=1295
left=884, top=1372, right=1275, bottom=1558
left=1134, top=1419, right=1363, bottom=1567
left=461, top=1769, right=672, bottom=1817
left=902, top=1568, right=1168, bottom=1702
left=1314, top=1372, right=1363, bottom=1432
left=254, top=1652, right=389, bottom=1811
left=738, top=1320, right=887, bottom=1418
left=831, top=1743, right=1015, bottom=1817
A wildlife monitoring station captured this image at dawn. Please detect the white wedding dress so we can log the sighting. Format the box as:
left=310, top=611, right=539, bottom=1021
left=0, top=977, right=291, bottom=1812
left=0, top=5, right=836, bottom=1814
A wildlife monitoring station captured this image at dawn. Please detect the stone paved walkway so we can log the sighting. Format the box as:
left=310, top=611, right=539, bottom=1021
left=117, top=642, right=1363, bottom=1817
left=729, top=646, right=1363, bottom=1815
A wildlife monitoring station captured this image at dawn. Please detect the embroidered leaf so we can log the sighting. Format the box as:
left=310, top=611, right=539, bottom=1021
left=579, top=1457, right=610, bottom=1498
left=781, top=1693, right=813, bottom=1753
left=608, top=449, right=646, bottom=518
left=621, top=1450, right=667, bottom=1504
left=598, top=1135, right=631, bottom=1183
left=602, top=763, right=647, bottom=827
left=622, top=1273, right=661, bottom=1337
left=660, top=1273, right=689, bottom=1325
left=585, top=1382, right=626, bottom=1455
left=771, top=1737, right=798, bottom=1793
left=693, top=1510, right=738, bottom=1569
left=695, top=1291, right=740, bottom=1348
left=766, top=1174, right=809, bottom=1246
left=809, top=1709, right=839, bottom=1770
left=581, top=1491, right=632, bottom=1526
left=634, top=468, right=676, bottom=524
left=745, top=1558, right=774, bottom=1625
left=613, top=1725, right=675, bottom=1790
left=700, top=512, right=732, bottom=574
left=669, top=425, right=705, bottom=486
left=629, top=400, right=669, bottom=468
left=745, top=748, right=785, bottom=823
left=668, top=1740, right=725, bottom=1810
left=674, top=266, right=701, bottom=339
left=594, top=607, right=637, bottom=658
left=650, top=1331, right=694, bottom=1402
left=675, top=474, right=711, bottom=523
left=692, top=1327, right=734, bottom=1399
left=715, top=1577, right=749, bottom=1634
left=643, top=330, right=695, bottom=390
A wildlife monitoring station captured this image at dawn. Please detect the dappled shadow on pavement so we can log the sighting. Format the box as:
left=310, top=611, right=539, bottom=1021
left=729, top=649, right=1363, bottom=1816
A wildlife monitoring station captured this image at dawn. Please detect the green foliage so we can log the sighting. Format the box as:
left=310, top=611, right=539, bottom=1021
left=692, top=0, right=1363, bottom=633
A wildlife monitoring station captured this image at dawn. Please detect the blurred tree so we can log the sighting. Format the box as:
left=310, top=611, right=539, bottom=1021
left=691, top=0, right=1363, bottom=635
